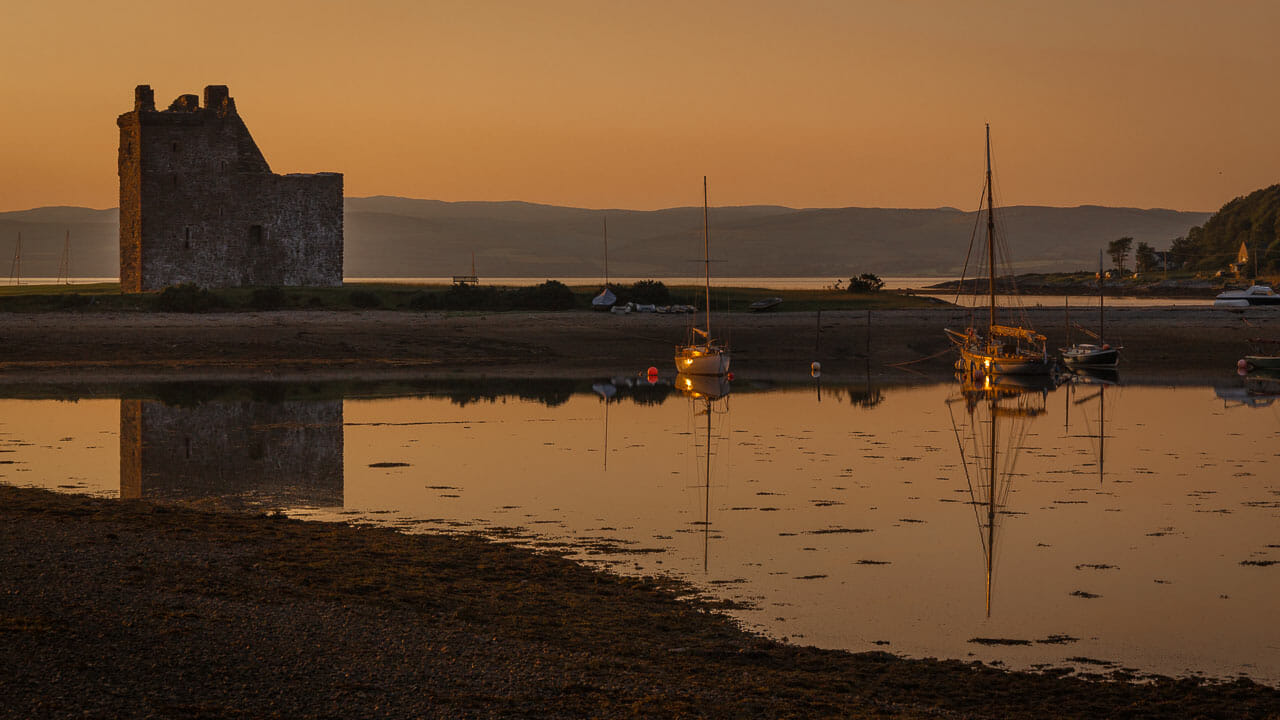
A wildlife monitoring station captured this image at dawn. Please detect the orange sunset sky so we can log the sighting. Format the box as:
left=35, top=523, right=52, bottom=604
left=1, top=0, right=1277, bottom=213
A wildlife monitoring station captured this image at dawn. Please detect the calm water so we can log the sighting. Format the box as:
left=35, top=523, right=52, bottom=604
left=4, top=376, right=1277, bottom=684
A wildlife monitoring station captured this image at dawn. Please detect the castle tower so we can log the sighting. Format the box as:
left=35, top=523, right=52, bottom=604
left=117, top=85, right=343, bottom=291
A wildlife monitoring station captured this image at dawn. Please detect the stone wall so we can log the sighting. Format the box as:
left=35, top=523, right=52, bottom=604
left=117, top=84, right=343, bottom=290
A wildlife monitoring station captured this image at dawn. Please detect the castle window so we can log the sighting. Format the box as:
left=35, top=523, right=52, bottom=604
left=171, top=142, right=179, bottom=153
left=249, top=225, right=264, bottom=245
left=172, top=175, right=178, bottom=189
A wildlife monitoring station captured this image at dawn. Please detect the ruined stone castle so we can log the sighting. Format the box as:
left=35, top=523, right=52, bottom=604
left=117, top=85, right=343, bottom=291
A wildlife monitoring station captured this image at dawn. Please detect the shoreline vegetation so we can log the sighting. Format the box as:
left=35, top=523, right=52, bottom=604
left=0, top=271, right=1268, bottom=314
left=3, top=484, right=1277, bottom=719
left=923, top=271, right=1278, bottom=298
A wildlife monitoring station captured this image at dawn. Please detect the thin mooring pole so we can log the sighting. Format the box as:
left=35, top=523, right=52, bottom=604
left=865, top=309, right=871, bottom=357
left=815, top=309, right=822, bottom=352
left=57, top=230, right=71, bottom=284
left=9, top=232, right=22, bottom=286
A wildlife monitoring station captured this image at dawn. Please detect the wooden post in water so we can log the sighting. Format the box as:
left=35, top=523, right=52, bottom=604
left=865, top=309, right=871, bottom=358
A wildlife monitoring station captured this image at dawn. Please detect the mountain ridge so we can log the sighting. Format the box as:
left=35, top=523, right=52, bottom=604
left=0, top=197, right=1210, bottom=279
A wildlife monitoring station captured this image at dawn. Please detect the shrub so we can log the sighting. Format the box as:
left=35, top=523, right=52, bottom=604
left=847, top=273, right=885, bottom=293
left=441, top=283, right=501, bottom=310
left=156, top=283, right=222, bottom=312
left=510, top=280, right=576, bottom=310
left=627, top=279, right=670, bottom=305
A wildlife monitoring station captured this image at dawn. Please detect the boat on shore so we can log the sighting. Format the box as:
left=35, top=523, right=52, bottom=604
left=1060, top=252, right=1121, bottom=367
left=1214, top=285, right=1280, bottom=309
left=945, top=126, right=1052, bottom=378
left=675, top=178, right=731, bottom=377
left=592, top=217, right=616, bottom=311
left=748, top=296, right=783, bottom=313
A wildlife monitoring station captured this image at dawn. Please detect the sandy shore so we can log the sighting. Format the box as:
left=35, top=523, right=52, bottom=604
left=0, top=305, right=1269, bottom=384
left=2, top=485, right=1277, bottom=719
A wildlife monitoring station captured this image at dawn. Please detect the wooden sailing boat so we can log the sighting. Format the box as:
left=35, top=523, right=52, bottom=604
left=592, top=217, right=616, bottom=311
left=945, top=126, right=1051, bottom=377
left=674, top=177, right=730, bottom=376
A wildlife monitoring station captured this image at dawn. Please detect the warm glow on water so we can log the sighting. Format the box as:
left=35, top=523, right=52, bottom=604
left=3, top=378, right=1277, bottom=683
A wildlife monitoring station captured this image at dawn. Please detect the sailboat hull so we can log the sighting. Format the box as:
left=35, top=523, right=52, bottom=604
left=947, top=329, right=1053, bottom=376
left=954, top=344, right=1053, bottom=376
left=1060, top=344, right=1119, bottom=367
left=675, top=347, right=730, bottom=376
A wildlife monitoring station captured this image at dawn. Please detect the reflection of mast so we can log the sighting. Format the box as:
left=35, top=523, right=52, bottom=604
left=703, top=395, right=711, bottom=572
left=678, top=373, right=730, bottom=573
left=1065, top=369, right=1116, bottom=484
left=592, top=382, right=617, bottom=471
left=948, top=374, right=1050, bottom=617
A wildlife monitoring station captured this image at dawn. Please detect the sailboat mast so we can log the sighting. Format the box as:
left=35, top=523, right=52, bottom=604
left=985, top=125, right=996, bottom=334
left=603, top=216, right=609, bottom=286
left=703, top=176, right=711, bottom=341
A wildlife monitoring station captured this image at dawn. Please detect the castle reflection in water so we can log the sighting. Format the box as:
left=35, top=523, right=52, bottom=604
left=119, top=397, right=344, bottom=508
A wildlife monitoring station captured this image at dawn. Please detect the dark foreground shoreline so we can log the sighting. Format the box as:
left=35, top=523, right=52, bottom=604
left=1, top=485, right=1277, bottom=719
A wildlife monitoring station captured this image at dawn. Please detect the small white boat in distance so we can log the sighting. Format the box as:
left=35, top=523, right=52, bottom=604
left=748, top=296, right=783, bottom=312
left=592, top=287, right=616, bottom=311
left=592, top=217, right=616, bottom=311
left=1214, top=285, right=1280, bottom=309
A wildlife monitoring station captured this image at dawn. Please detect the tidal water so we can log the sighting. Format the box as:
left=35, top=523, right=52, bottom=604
left=3, top=375, right=1277, bottom=684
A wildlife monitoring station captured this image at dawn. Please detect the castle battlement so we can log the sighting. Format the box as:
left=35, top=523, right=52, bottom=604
left=118, top=84, right=343, bottom=291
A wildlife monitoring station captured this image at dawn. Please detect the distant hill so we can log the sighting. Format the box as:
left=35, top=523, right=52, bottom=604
left=0, top=198, right=1209, bottom=280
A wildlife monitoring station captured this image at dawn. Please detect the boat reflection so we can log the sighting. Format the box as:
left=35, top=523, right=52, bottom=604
left=677, top=373, right=731, bottom=572
left=119, top=397, right=344, bottom=508
left=1241, top=368, right=1280, bottom=401
left=1215, top=371, right=1280, bottom=409
left=1064, top=367, right=1117, bottom=484
left=947, top=372, right=1053, bottom=616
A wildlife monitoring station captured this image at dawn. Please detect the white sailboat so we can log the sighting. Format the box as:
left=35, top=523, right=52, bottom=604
left=674, top=177, right=731, bottom=376
left=592, top=216, right=616, bottom=311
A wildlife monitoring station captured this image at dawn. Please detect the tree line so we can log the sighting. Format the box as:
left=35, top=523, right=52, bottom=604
left=1101, top=183, right=1280, bottom=275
